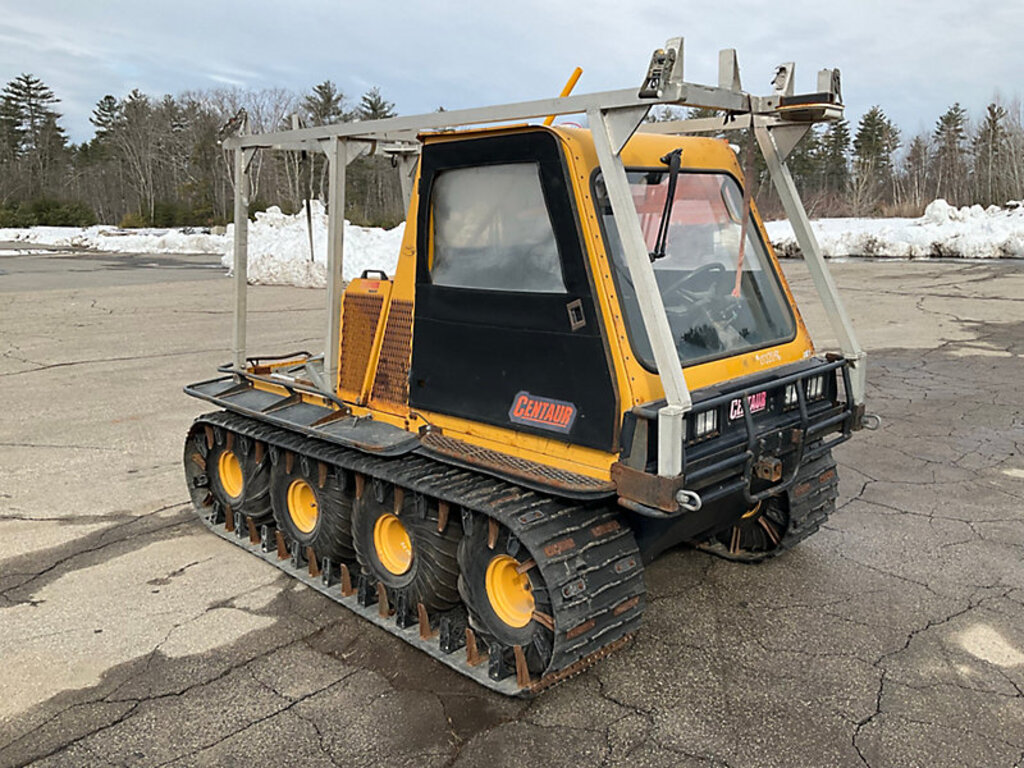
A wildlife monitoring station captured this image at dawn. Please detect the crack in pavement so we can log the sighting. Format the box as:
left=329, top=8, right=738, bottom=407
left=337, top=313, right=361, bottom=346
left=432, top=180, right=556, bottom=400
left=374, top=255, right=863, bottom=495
left=850, top=587, right=1017, bottom=767
left=148, top=665, right=362, bottom=768
left=0, top=502, right=193, bottom=602
left=0, top=441, right=120, bottom=451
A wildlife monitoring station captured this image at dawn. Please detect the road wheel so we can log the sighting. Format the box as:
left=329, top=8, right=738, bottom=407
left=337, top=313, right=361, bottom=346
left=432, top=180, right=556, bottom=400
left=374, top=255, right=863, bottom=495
left=205, top=428, right=245, bottom=511
left=704, top=497, right=790, bottom=562
left=270, top=451, right=355, bottom=564
left=351, top=478, right=460, bottom=613
left=457, top=515, right=554, bottom=676
left=186, top=426, right=273, bottom=526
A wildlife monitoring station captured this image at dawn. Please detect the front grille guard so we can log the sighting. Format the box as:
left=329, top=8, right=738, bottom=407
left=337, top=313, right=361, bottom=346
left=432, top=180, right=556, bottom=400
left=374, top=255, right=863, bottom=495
left=682, top=357, right=855, bottom=508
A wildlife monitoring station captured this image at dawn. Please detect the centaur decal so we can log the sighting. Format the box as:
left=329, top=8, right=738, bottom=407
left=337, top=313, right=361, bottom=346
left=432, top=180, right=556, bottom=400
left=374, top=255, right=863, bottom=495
left=508, top=391, right=577, bottom=433
left=729, top=390, right=768, bottom=420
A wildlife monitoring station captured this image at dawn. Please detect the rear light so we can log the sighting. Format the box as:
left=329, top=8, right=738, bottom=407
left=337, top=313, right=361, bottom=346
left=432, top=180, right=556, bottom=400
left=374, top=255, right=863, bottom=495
left=690, top=409, right=718, bottom=440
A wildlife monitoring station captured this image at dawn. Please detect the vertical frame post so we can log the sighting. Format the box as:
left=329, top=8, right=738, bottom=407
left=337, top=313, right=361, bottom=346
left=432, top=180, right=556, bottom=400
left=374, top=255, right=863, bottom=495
left=324, top=137, right=347, bottom=393
left=755, top=124, right=867, bottom=405
left=588, top=107, right=692, bottom=477
left=231, top=146, right=250, bottom=372
left=397, top=154, right=418, bottom=212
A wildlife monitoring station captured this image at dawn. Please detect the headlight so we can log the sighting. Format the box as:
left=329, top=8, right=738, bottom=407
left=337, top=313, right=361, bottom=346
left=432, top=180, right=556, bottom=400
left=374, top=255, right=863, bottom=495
left=691, top=409, right=718, bottom=440
left=784, top=383, right=799, bottom=407
left=805, top=374, right=826, bottom=401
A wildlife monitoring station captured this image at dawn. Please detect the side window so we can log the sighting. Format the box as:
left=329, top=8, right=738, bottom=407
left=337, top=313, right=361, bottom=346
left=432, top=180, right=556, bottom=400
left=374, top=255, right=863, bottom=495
left=430, top=163, right=566, bottom=293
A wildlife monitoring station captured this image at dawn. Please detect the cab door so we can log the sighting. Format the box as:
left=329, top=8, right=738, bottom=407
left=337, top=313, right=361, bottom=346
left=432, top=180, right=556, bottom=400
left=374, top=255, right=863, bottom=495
left=408, top=130, right=618, bottom=452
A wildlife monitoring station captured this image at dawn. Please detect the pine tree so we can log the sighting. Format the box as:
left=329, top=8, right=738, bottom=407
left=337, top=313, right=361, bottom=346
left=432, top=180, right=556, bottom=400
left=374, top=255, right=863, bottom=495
left=973, top=102, right=1009, bottom=206
left=851, top=107, right=900, bottom=212
left=90, top=95, right=121, bottom=138
left=853, top=107, right=900, bottom=174
left=2, top=74, right=64, bottom=154
left=903, top=134, right=930, bottom=210
left=0, top=74, right=66, bottom=196
left=303, top=81, right=346, bottom=126
left=0, top=92, right=23, bottom=163
left=818, top=118, right=851, bottom=196
left=933, top=103, right=969, bottom=205
left=357, top=87, right=396, bottom=120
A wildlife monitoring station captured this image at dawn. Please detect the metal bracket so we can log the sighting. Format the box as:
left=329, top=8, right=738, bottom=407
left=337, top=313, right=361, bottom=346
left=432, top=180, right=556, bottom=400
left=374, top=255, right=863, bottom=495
left=718, top=49, right=741, bottom=91
left=770, top=123, right=811, bottom=162
left=772, top=62, right=795, bottom=96
left=818, top=68, right=842, bottom=103
left=601, top=106, right=651, bottom=155
left=395, top=152, right=419, bottom=211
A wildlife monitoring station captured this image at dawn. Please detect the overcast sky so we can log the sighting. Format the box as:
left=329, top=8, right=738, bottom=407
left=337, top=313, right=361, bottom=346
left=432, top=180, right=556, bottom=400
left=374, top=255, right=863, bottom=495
left=2, top=1, right=1021, bottom=145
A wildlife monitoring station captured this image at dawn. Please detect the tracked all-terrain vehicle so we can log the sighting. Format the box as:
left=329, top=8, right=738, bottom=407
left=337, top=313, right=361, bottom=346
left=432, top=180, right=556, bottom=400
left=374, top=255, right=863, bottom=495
left=182, top=39, right=875, bottom=694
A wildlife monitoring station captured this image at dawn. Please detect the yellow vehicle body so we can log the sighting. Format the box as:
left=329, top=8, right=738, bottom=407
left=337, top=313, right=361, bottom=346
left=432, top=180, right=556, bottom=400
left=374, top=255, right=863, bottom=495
left=184, top=121, right=855, bottom=695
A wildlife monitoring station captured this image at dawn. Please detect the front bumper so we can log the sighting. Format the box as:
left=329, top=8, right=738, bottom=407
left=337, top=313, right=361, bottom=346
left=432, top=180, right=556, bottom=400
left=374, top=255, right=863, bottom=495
left=614, top=356, right=857, bottom=517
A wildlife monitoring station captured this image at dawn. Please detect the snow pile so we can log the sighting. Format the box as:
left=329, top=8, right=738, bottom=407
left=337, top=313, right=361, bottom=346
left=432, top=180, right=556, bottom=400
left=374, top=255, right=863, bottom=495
left=5, top=199, right=1022, bottom=289
left=0, top=200, right=404, bottom=287
left=224, top=202, right=403, bottom=288
left=766, top=199, right=1024, bottom=260
left=0, top=225, right=224, bottom=253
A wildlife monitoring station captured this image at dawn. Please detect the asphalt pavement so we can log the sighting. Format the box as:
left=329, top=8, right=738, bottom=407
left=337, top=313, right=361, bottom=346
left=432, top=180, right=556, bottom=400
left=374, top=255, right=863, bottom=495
left=1, top=245, right=1022, bottom=767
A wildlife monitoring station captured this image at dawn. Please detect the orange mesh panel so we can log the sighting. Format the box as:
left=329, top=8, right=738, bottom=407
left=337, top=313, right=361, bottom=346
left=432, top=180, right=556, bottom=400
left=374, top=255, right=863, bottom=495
left=370, top=299, right=413, bottom=406
left=338, top=292, right=384, bottom=401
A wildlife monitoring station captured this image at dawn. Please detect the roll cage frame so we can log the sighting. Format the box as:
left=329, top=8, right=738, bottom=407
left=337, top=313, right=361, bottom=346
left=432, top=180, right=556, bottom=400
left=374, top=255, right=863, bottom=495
left=221, top=37, right=867, bottom=480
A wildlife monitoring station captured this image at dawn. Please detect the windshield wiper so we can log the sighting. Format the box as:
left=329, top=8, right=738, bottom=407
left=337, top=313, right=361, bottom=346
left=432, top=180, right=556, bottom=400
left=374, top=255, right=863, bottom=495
left=649, top=148, right=682, bottom=262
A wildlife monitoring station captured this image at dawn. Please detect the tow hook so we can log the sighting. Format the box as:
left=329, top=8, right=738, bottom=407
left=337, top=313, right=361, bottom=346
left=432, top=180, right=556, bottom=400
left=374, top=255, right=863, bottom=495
left=675, top=489, right=702, bottom=512
left=861, top=413, right=882, bottom=430
left=753, top=456, right=783, bottom=482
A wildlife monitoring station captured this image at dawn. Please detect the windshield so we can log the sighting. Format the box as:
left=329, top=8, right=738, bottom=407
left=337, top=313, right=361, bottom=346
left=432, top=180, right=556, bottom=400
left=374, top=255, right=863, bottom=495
left=595, top=169, right=796, bottom=369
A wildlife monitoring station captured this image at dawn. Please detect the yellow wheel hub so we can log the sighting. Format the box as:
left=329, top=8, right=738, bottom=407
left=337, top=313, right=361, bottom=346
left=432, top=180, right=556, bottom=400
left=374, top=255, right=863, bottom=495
left=374, top=513, right=413, bottom=575
left=287, top=479, right=319, bottom=534
left=218, top=450, right=244, bottom=499
left=485, top=555, right=535, bottom=628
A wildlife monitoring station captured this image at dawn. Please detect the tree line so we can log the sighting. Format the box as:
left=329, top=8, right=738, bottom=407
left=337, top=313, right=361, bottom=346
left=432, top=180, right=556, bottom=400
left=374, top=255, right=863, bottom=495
left=2, top=71, right=1023, bottom=229
left=0, top=76, right=405, bottom=228
left=664, top=98, right=1024, bottom=219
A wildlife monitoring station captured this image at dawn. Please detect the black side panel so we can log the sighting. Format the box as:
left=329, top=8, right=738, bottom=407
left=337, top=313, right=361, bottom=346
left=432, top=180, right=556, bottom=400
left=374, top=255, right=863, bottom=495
left=411, top=316, right=615, bottom=450
left=409, top=130, right=618, bottom=452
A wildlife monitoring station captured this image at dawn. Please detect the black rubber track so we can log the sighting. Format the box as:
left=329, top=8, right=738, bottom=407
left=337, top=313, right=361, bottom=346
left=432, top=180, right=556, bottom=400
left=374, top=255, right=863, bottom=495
left=237, top=432, right=273, bottom=525
left=696, top=442, right=839, bottom=563
left=184, top=411, right=646, bottom=695
left=458, top=517, right=556, bottom=677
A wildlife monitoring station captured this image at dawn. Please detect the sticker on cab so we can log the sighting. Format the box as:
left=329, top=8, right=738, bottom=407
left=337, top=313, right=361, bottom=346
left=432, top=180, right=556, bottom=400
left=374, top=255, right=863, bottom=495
left=508, top=391, right=577, bottom=433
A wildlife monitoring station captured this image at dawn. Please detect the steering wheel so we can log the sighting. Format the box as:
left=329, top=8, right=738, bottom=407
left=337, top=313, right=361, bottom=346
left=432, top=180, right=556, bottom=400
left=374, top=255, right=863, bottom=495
left=660, top=262, right=726, bottom=301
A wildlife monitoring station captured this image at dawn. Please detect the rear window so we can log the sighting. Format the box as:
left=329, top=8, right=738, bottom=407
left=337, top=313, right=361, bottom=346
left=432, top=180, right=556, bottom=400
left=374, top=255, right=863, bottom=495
left=430, top=163, right=566, bottom=293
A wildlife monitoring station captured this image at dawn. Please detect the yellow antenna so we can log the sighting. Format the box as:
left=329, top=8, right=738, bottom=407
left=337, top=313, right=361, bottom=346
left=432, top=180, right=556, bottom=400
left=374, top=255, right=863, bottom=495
left=542, top=67, right=583, bottom=126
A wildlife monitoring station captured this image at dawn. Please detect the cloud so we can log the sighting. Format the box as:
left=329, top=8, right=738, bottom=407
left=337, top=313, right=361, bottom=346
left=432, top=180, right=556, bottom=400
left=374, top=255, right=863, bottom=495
left=1, top=1, right=1022, bottom=144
